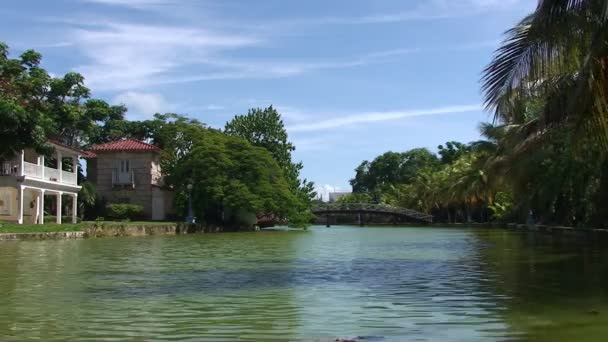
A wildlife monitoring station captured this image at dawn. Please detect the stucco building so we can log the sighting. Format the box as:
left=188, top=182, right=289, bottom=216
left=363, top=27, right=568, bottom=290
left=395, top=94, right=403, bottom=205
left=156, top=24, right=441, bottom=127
left=85, top=139, right=175, bottom=221
left=0, top=141, right=82, bottom=224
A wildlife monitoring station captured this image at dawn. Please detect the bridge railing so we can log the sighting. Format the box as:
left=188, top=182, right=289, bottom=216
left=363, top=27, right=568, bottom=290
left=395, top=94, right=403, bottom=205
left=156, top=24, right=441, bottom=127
left=311, top=203, right=433, bottom=223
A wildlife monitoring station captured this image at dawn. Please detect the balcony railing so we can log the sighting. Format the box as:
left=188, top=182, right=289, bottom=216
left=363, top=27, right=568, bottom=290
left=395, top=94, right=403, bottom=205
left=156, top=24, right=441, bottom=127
left=0, top=161, right=19, bottom=176
left=24, top=162, right=42, bottom=178
left=1, top=159, right=78, bottom=186
left=45, top=167, right=60, bottom=182
left=62, top=170, right=77, bottom=185
left=112, top=169, right=135, bottom=188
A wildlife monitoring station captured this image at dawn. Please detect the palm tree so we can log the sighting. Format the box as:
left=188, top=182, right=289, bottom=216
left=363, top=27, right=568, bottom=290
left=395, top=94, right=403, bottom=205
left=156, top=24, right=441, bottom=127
left=482, top=0, right=608, bottom=153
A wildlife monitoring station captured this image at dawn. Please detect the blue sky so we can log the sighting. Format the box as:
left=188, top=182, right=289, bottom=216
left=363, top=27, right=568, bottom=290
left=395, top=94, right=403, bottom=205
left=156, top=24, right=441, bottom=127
left=1, top=0, right=535, bottom=198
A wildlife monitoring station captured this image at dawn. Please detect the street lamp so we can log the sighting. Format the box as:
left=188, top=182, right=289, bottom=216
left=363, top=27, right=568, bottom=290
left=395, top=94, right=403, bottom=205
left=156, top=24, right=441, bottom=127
left=186, top=183, right=196, bottom=224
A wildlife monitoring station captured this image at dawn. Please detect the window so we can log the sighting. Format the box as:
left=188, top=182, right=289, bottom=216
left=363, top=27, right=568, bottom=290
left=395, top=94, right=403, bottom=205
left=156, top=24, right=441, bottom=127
left=120, top=160, right=130, bottom=173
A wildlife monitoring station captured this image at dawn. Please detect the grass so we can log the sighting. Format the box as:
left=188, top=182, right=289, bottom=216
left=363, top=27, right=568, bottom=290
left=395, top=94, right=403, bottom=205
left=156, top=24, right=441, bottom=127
left=0, top=221, right=178, bottom=234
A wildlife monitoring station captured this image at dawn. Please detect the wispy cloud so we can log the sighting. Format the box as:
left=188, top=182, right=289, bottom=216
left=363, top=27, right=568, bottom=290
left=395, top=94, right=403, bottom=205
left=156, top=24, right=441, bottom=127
left=69, top=21, right=260, bottom=90
left=151, top=47, right=422, bottom=85
left=113, top=91, right=172, bottom=119
left=204, top=104, right=225, bottom=111
left=83, top=0, right=171, bottom=9
left=268, top=0, right=526, bottom=26
left=39, top=0, right=513, bottom=96
left=287, top=104, right=481, bottom=132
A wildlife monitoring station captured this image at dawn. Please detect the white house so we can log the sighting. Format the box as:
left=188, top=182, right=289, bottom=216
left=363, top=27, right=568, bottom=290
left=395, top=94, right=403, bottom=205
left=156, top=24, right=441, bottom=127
left=0, top=141, right=82, bottom=224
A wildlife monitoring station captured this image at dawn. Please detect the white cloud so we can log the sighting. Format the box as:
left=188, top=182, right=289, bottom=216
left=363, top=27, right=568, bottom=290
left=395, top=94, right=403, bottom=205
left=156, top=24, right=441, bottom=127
left=287, top=104, right=481, bottom=132
left=154, top=48, right=420, bottom=85
left=277, top=0, right=526, bottom=26
left=204, top=104, right=225, bottom=111
left=113, top=91, right=171, bottom=119
left=70, top=21, right=260, bottom=91
left=83, top=0, right=170, bottom=9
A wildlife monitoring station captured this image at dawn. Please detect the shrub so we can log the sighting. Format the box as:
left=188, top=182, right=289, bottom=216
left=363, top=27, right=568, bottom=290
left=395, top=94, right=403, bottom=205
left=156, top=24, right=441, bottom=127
left=106, top=204, right=144, bottom=221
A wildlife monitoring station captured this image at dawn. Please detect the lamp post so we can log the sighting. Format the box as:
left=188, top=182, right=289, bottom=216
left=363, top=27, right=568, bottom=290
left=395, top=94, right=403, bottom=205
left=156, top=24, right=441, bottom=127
left=186, top=183, right=196, bottom=224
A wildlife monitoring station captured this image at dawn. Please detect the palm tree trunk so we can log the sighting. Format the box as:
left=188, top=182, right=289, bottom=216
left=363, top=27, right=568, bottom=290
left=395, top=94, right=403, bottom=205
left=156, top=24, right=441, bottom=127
left=464, top=203, right=472, bottom=223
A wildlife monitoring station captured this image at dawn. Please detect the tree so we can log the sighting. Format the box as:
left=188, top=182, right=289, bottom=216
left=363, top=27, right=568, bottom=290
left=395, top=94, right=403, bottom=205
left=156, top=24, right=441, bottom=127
left=170, top=130, right=299, bottom=227
left=482, top=0, right=608, bottom=153
left=336, top=193, right=372, bottom=204
left=224, top=106, right=316, bottom=224
left=0, top=41, right=129, bottom=157
left=0, top=43, right=53, bottom=159
left=438, top=141, right=471, bottom=164
left=225, top=106, right=294, bottom=170
left=350, top=148, right=440, bottom=196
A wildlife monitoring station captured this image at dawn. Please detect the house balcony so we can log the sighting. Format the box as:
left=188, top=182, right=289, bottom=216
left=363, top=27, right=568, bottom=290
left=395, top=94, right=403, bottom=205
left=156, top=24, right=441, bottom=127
left=0, top=160, right=79, bottom=186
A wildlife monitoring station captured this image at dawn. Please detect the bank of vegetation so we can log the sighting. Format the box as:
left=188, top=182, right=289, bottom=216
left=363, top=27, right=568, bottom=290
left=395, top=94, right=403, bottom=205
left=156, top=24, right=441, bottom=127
left=341, top=1, right=608, bottom=228
left=0, top=42, right=315, bottom=229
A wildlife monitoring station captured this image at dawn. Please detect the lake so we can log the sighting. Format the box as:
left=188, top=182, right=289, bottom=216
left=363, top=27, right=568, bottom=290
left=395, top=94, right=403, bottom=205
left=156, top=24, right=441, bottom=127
left=1, top=226, right=607, bottom=341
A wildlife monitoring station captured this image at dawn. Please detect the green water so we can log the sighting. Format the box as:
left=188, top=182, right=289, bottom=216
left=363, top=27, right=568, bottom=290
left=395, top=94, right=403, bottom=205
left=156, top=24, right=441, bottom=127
left=1, top=226, right=608, bottom=341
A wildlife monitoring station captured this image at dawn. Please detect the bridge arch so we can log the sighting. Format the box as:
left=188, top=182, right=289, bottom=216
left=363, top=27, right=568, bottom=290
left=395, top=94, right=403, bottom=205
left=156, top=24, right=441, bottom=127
left=311, top=203, right=433, bottom=226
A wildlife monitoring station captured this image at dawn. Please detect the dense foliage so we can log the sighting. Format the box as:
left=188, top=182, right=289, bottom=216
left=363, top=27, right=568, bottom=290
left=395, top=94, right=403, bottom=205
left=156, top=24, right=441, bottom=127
left=169, top=129, right=300, bottom=225
left=346, top=1, right=608, bottom=227
left=225, top=106, right=316, bottom=226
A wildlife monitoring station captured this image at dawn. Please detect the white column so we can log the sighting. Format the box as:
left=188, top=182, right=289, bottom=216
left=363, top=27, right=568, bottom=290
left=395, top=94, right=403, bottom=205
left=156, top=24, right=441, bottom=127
left=72, top=155, right=79, bottom=175
left=40, top=155, right=45, bottom=180
left=72, top=194, right=78, bottom=224
left=39, top=190, right=45, bottom=224
left=56, top=192, right=62, bottom=224
left=57, top=151, right=63, bottom=183
left=35, top=193, right=40, bottom=225
left=17, top=186, right=24, bottom=224
left=19, top=150, right=25, bottom=176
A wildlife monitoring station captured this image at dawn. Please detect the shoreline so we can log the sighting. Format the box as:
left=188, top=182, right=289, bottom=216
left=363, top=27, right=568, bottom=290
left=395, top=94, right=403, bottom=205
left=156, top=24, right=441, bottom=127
left=3, top=221, right=608, bottom=241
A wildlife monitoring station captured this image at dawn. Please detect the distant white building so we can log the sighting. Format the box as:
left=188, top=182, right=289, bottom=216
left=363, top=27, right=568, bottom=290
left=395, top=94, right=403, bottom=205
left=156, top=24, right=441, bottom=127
left=328, top=192, right=351, bottom=203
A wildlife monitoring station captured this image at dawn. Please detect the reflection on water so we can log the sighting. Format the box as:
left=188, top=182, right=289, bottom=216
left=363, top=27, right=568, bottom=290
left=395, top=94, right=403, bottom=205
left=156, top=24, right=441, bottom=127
left=1, top=227, right=608, bottom=341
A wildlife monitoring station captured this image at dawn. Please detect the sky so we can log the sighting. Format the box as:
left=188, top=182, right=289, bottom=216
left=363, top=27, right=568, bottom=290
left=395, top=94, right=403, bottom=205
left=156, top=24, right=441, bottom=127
left=0, top=0, right=536, bottom=199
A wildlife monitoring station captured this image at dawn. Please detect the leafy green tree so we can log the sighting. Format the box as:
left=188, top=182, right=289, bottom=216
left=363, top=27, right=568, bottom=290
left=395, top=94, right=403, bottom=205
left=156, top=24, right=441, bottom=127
left=0, top=41, right=129, bottom=156
left=438, top=141, right=471, bottom=164
left=224, top=106, right=316, bottom=224
left=0, top=43, right=53, bottom=159
left=225, top=106, right=294, bottom=170
left=350, top=148, right=440, bottom=196
left=335, top=193, right=372, bottom=204
left=170, top=130, right=299, bottom=227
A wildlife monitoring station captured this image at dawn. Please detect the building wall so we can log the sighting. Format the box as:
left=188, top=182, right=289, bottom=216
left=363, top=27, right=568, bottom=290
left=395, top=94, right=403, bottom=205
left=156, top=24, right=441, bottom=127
left=0, top=187, right=17, bottom=222
left=90, top=151, right=174, bottom=220
left=151, top=155, right=163, bottom=186
left=0, top=187, right=40, bottom=224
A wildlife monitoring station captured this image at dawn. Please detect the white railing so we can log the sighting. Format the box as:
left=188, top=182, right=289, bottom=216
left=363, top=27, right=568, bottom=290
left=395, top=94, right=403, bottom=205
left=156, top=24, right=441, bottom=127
left=23, top=162, right=42, bottom=178
left=0, top=161, right=19, bottom=176
left=2, top=159, right=79, bottom=186
left=45, top=167, right=60, bottom=182
left=62, top=171, right=77, bottom=185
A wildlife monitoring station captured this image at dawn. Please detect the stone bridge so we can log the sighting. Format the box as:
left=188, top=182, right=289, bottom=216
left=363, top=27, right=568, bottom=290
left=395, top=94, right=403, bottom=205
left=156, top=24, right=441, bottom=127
left=312, top=203, right=433, bottom=226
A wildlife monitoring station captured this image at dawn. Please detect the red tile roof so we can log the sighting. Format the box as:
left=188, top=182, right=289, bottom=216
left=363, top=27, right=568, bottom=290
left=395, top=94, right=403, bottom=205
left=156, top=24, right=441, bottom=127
left=88, top=139, right=160, bottom=154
